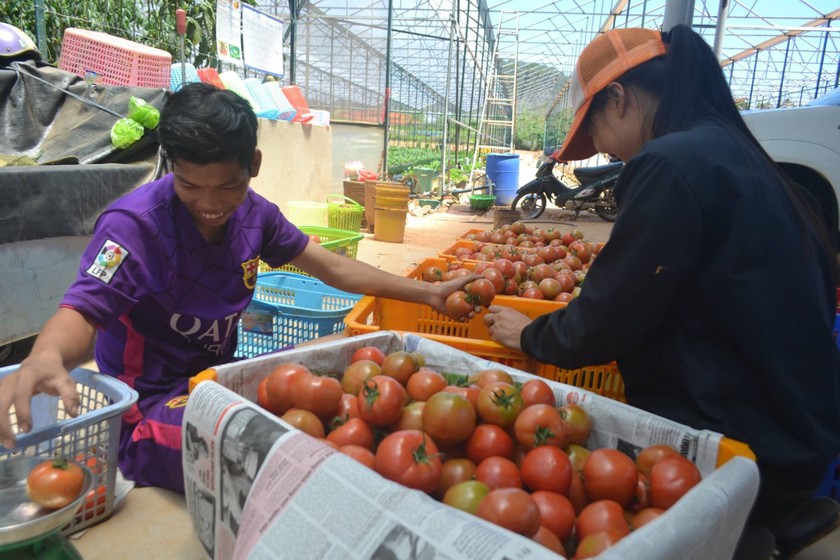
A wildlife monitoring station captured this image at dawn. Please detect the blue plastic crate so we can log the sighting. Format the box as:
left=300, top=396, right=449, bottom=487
left=0, top=366, right=138, bottom=534
left=237, top=272, right=363, bottom=358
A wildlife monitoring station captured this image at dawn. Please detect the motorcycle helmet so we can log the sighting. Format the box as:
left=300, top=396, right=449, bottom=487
left=0, top=22, right=41, bottom=61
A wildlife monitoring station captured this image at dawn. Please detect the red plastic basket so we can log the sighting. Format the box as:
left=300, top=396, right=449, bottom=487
left=282, top=85, right=314, bottom=123
left=58, top=28, right=171, bottom=88
left=197, top=67, right=225, bottom=89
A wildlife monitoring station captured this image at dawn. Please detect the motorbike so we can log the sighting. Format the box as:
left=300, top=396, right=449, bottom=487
left=510, top=159, right=624, bottom=222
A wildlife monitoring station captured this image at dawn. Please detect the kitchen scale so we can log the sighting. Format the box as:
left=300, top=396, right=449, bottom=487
left=0, top=456, right=93, bottom=559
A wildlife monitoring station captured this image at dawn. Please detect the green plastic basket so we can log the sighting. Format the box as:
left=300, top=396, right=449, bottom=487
left=327, top=194, right=365, bottom=233
left=260, top=225, right=365, bottom=275
left=469, top=194, right=496, bottom=210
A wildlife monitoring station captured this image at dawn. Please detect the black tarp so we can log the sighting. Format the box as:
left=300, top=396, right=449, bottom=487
left=0, top=61, right=169, bottom=244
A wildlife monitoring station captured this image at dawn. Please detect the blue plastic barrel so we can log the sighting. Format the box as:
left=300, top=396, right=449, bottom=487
left=486, top=153, right=520, bottom=205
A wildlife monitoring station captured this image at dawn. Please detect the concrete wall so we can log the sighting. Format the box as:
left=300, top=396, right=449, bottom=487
left=249, top=120, right=387, bottom=224
left=249, top=119, right=333, bottom=217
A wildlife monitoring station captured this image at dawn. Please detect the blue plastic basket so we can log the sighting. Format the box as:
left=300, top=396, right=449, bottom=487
left=237, top=272, right=363, bottom=358
left=0, top=366, right=138, bottom=534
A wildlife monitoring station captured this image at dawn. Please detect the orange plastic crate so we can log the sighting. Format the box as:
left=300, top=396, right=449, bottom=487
left=343, top=294, right=625, bottom=401
left=58, top=28, right=171, bottom=88
left=458, top=228, right=486, bottom=239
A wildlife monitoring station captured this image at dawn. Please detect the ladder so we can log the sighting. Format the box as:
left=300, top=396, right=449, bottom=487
left=469, top=11, right=520, bottom=193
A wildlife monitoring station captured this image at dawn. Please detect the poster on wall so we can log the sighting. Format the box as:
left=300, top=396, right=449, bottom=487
left=242, top=4, right=284, bottom=77
left=216, top=0, right=243, bottom=66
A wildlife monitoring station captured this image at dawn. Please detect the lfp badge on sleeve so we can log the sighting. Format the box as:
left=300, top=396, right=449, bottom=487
left=86, top=239, right=130, bottom=284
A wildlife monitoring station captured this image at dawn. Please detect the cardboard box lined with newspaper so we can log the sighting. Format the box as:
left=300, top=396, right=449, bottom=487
left=184, top=332, right=758, bottom=560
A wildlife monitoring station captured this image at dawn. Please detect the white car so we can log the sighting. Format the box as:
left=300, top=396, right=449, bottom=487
left=741, top=88, right=840, bottom=247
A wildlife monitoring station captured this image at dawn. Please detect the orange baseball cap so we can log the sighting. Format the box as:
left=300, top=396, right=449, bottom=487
left=551, top=28, right=667, bottom=162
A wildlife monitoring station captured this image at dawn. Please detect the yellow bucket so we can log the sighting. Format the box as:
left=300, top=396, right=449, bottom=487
left=286, top=201, right=328, bottom=226
left=373, top=208, right=408, bottom=243
left=375, top=183, right=411, bottom=210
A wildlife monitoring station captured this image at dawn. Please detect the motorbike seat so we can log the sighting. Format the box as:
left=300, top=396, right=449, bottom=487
left=573, top=161, right=623, bottom=180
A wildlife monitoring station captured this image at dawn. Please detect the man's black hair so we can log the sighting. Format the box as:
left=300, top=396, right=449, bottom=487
left=158, top=82, right=258, bottom=171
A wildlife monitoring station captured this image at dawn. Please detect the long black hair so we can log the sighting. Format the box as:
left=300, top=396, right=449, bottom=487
left=158, top=82, right=258, bottom=171
left=591, top=24, right=838, bottom=277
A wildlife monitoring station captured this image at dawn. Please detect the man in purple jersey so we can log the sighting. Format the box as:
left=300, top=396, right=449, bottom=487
left=0, top=83, right=479, bottom=493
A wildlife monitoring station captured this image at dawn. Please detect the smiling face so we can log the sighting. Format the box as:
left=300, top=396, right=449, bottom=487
left=171, top=150, right=262, bottom=243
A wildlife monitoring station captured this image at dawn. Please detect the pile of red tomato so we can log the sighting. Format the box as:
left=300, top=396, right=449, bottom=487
left=427, top=223, right=603, bottom=303
left=256, top=347, right=702, bottom=559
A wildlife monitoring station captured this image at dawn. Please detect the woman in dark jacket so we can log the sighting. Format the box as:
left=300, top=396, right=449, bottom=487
left=485, top=25, right=840, bottom=557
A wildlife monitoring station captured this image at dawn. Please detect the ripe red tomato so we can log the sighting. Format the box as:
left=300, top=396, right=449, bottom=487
left=568, top=469, right=589, bottom=514
left=575, top=529, right=625, bottom=559
left=531, top=526, right=566, bottom=556
left=280, top=409, right=325, bottom=438
left=350, top=345, right=386, bottom=365
left=558, top=403, right=592, bottom=446
left=476, top=488, right=541, bottom=537
left=258, top=363, right=311, bottom=415
left=422, top=266, right=444, bottom=283
left=442, top=384, right=481, bottom=408
left=380, top=351, right=420, bottom=385
left=466, top=278, right=496, bottom=307
left=582, top=448, right=639, bottom=507
left=475, top=456, right=523, bottom=489
left=375, top=430, right=442, bottom=494
left=26, top=458, right=85, bottom=510
left=443, top=480, right=491, bottom=515
left=521, top=287, right=545, bottom=299
left=575, top=499, right=631, bottom=540
left=649, top=455, right=702, bottom=510
left=530, top=490, right=575, bottom=541
left=392, top=401, right=425, bottom=431
left=513, top=404, right=570, bottom=450
left=630, top=507, right=665, bottom=529
left=339, top=444, right=376, bottom=469
left=357, top=376, right=407, bottom=426
left=326, top=417, right=374, bottom=450
left=468, top=368, right=513, bottom=388
left=465, top=423, right=514, bottom=464
left=519, top=379, right=556, bottom=407
left=481, top=268, right=506, bottom=293
left=436, top=458, right=477, bottom=499
left=291, top=373, right=342, bottom=418
left=405, top=369, right=448, bottom=402
left=476, top=382, right=524, bottom=428
left=444, top=290, right=476, bottom=320
left=629, top=472, right=651, bottom=513
left=422, top=392, right=476, bottom=445
left=335, top=393, right=360, bottom=421
left=635, top=444, right=680, bottom=477
left=79, top=484, right=107, bottom=520
left=341, top=360, right=381, bottom=395
left=520, top=445, right=572, bottom=494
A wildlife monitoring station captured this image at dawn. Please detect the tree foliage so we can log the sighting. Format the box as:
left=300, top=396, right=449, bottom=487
left=0, top=0, right=223, bottom=68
